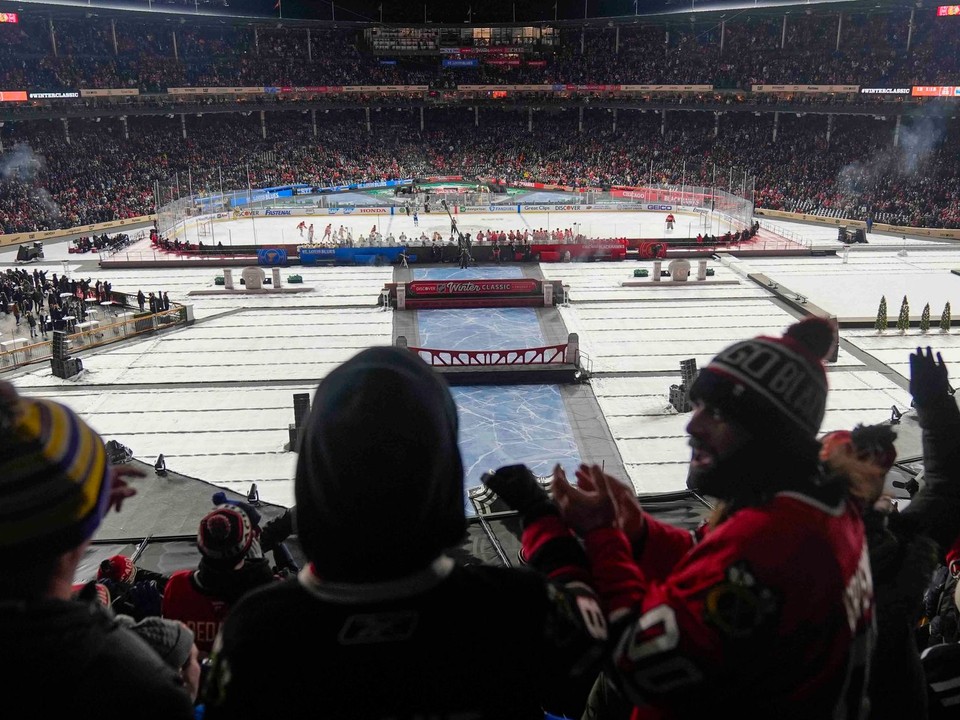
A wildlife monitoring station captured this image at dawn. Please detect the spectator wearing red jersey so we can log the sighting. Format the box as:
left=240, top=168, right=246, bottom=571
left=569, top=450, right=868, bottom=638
left=162, top=504, right=276, bottom=657
left=518, top=318, right=876, bottom=720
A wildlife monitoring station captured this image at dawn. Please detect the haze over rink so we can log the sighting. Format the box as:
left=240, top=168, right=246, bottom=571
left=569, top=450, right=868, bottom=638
left=4, top=210, right=960, bottom=502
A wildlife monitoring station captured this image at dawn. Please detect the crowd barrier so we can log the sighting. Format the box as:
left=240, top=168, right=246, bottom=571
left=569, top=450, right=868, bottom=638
left=0, top=305, right=187, bottom=371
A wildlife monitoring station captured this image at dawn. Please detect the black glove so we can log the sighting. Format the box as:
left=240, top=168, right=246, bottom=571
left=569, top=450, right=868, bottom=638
left=482, top=464, right=553, bottom=518
left=910, top=346, right=950, bottom=408
left=260, top=508, right=295, bottom=554
left=125, top=580, right=163, bottom=620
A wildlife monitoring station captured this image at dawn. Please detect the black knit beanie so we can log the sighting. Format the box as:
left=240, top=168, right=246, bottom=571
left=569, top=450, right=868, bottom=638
left=689, top=317, right=836, bottom=453
left=295, top=347, right=466, bottom=582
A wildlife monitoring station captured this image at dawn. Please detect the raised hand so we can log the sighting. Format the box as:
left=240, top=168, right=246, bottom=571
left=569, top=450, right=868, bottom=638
left=552, top=464, right=617, bottom=536
left=910, top=346, right=950, bottom=408
left=107, top=463, right=144, bottom=513
left=592, top=469, right=646, bottom=543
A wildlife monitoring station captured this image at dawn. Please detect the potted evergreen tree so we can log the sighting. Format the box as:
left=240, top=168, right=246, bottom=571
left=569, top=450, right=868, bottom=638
left=874, top=296, right=887, bottom=333
left=896, top=296, right=910, bottom=334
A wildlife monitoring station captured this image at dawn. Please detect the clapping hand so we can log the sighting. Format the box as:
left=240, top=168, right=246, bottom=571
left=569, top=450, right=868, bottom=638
left=596, top=467, right=647, bottom=543
left=910, top=346, right=950, bottom=408
left=552, top=464, right=621, bottom=536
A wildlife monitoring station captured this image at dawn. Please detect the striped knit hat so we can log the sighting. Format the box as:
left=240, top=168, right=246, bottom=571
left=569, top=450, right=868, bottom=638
left=689, top=317, right=836, bottom=450
left=0, top=385, right=111, bottom=556
left=197, top=504, right=255, bottom=568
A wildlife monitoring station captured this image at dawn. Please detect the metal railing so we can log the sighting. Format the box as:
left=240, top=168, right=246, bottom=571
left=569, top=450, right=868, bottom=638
left=409, top=343, right=568, bottom=367
left=757, top=219, right=812, bottom=248
left=0, top=307, right=186, bottom=372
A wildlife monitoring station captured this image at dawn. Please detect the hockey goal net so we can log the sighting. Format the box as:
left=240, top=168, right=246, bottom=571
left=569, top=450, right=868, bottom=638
left=197, top=219, right=213, bottom=236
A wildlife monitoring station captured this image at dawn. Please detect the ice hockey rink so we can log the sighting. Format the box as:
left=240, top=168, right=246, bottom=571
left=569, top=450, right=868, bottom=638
left=160, top=208, right=741, bottom=252
left=3, top=212, right=959, bottom=505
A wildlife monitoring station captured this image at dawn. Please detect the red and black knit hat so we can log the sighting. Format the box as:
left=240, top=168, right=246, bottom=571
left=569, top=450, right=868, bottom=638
left=689, top=317, right=837, bottom=449
left=197, top=504, right=254, bottom=568
left=97, top=554, right=137, bottom=584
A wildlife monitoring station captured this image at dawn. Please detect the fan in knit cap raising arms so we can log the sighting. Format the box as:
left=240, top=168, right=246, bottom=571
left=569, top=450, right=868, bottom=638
left=507, top=317, right=877, bottom=720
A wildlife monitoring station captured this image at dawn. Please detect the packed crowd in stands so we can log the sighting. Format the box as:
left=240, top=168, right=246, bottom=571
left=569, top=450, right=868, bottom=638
left=1, top=9, right=959, bottom=91
left=0, top=6, right=958, bottom=234
left=3, top=322, right=960, bottom=718
left=1, top=109, right=958, bottom=234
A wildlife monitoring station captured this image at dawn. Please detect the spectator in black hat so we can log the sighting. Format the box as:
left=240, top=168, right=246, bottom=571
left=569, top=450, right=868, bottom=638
left=204, top=347, right=606, bottom=720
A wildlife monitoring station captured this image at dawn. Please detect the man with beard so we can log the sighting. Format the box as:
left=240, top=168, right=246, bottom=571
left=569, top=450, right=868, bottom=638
left=523, top=317, right=876, bottom=720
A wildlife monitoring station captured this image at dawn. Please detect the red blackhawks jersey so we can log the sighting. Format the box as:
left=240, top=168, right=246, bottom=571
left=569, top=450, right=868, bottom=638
left=162, top=570, right=232, bottom=655
left=534, top=491, right=875, bottom=720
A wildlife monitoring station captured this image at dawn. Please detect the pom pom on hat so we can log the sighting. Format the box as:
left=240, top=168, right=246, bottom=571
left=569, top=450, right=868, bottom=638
left=782, top=316, right=837, bottom=363
left=211, top=491, right=261, bottom=528
left=197, top=504, right=254, bottom=568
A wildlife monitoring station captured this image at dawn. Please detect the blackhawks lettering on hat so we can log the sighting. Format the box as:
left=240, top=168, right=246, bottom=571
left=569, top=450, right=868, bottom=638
left=689, top=317, right=836, bottom=448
